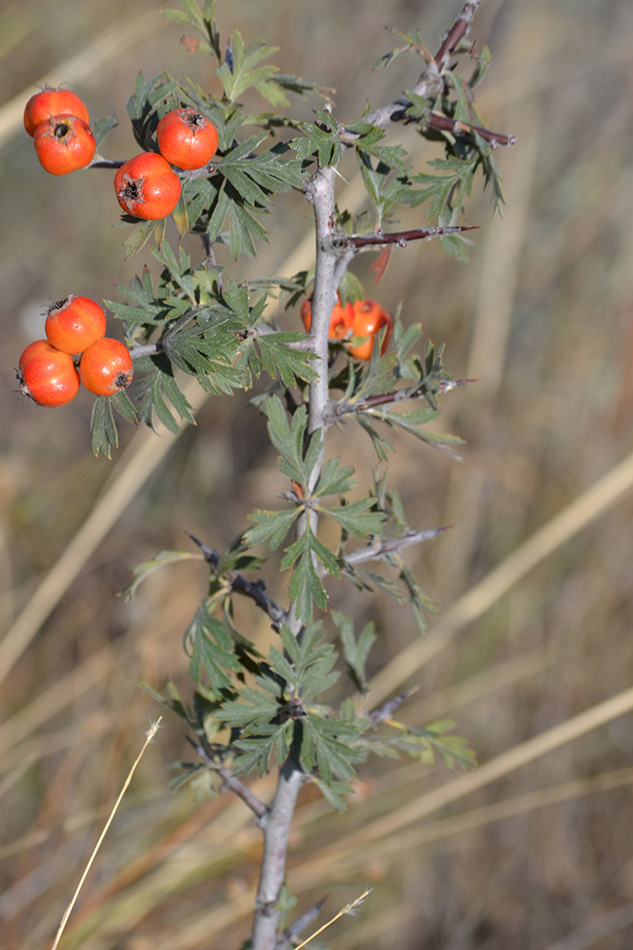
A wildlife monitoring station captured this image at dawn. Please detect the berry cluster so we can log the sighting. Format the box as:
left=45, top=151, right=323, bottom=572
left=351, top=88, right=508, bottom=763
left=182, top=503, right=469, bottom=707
left=20, top=90, right=223, bottom=410
left=18, top=296, right=133, bottom=407
left=24, top=87, right=96, bottom=176
left=20, top=84, right=394, bottom=421
left=301, top=295, right=392, bottom=359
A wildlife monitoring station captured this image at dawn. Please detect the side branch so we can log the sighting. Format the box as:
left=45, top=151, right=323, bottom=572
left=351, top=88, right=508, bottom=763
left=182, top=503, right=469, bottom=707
left=344, top=527, right=452, bottom=568
left=435, top=0, right=484, bottom=71
left=325, top=378, right=475, bottom=422
left=426, top=111, right=516, bottom=148
left=187, top=738, right=269, bottom=820
left=186, top=532, right=288, bottom=628
left=333, top=225, right=479, bottom=251
left=363, top=0, right=515, bottom=146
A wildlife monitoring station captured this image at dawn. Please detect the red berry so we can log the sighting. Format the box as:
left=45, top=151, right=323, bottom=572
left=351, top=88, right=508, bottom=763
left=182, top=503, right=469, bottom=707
left=18, top=340, right=80, bottom=407
left=157, top=108, right=219, bottom=170
left=301, top=294, right=354, bottom=339
left=80, top=338, right=133, bottom=396
left=114, top=152, right=182, bottom=220
left=24, top=87, right=90, bottom=137
left=33, top=114, right=96, bottom=175
left=348, top=299, right=393, bottom=360
left=45, top=295, right=107, bottom=355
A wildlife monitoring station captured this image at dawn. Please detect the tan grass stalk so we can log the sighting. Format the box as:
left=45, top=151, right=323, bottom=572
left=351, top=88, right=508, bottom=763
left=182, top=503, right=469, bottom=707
left=291, top=889, right=371, bottom=950
left=50, top=718, right=162, bottom=950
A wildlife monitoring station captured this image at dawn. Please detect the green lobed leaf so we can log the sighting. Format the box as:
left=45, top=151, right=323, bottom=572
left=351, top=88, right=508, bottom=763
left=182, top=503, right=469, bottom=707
left=90, top=396, right=119, bottom=459
left=333, top=612, right=376, bottom=694
left=319, top=497, right=386, bottom=538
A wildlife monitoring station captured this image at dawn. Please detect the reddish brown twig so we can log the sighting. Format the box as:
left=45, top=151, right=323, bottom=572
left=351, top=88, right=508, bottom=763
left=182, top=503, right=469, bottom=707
left=427, top=111, right=517, bottom=148
left=334, top=225, right=480, bottom=251
left=435, top=0, right=484, bottom=71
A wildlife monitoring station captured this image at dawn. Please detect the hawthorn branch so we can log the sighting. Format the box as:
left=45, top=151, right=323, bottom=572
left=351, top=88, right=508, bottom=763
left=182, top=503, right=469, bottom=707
left=186, top=532, right=288, bottom=628
left=251, top=163, right=338, bottom=950
left=187, top=738, right=269, bottom=820
left=426, top=111, right=516, bottom=148
left=360, top=0, right=514, bottom=145
left=368, top=688, right=418, bottom=725
left=251, top=759, right=306, bottom=950
left=129, top=342, right=161, bottom=359
left=343, top=526, right=452, bottom=569
left=333, top=225, right=479, bottom=252
left=435, top=0, right=484, bottom=71
left=324, top=377, right=475, bottom=422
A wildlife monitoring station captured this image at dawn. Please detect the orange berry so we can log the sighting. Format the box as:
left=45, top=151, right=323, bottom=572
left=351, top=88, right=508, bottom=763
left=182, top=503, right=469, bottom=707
left=33, top=114, right=95, bottom=175
left=80, top=338, right=133, bottom=396
left=348, top=298, right=392, bottom=360
left=301, top=294, right=354, bottom=339
left=45, top=295, right=107, bottom=355
left=24, top=87, right=90, bottom=137
left=157, top=107, right=219, bottom=170
left=18, top=340, right=80, bottom=407
left=114, top=152, right=182, bottom=220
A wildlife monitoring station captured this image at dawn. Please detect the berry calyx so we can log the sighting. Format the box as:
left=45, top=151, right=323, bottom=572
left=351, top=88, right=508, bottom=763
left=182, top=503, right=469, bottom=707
left=348, top=298, right=393, bottom=360
left=114, top=152, right=182, bottom=220
left=33, top=114, right=96, bottom=175
left=18, top=340, right=81, bottom=407
left=301, top=294, right=354, bottom=339
left=157, top=107, right=219, bottom=170
left=24, top=86, right=90, bottom=137
left=45, top=295, right=107, bottom=355
left=79, top=338, right=133, bottom=396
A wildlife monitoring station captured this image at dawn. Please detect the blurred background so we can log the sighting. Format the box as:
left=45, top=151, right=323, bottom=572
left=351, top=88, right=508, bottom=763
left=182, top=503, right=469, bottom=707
left=2, top=0, right=633, bottom=947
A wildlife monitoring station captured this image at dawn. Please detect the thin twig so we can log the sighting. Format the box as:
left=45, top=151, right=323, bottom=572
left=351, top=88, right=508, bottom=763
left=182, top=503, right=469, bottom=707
left=368, top=688, right=419, bottom=725
left=186, top=531, right=288, bottom=628
left=344, top=527, right=452, bottom=568
left=435, top=0, right=484, bottom=71
left=186, top=737, right=269, bottom=821
left=325, top=377, right=475, bottom=422
left=129, top=342, right=162, bottom=359
left=427, top=111, right=517, bottom=147
left=334, top=225, right=480, bottom=250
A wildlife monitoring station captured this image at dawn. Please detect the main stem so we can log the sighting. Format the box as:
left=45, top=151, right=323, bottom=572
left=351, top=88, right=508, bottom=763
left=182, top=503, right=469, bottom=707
left=250, top=165, right=338, bottom=950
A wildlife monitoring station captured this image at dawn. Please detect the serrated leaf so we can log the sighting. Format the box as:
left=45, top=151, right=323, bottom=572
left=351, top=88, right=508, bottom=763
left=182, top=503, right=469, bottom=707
left=255, top=332, right=316, bottom=388
left=319, top=497, right=386, bottom=538
left=333, top=612, right=376, bottom=694
left=310, top=776, right=353, bottom=812
left=314, top=457, right=356, bottom=498
left=110, top=388, right=138, bottom=425
left=90, top=396, right=119, bottom=459
left=217, top=30, right=280, bottom=101
left=91, top=114, right=118, bottom=148
left=243, top=507, right=300, bottom=550
left=123, top=218, right=157, bottom=259
left=186, top=607, right=242, bottom=688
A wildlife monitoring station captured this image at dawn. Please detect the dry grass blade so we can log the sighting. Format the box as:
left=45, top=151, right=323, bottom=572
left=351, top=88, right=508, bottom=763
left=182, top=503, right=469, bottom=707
left=50, top=718, right=162, bottom=950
